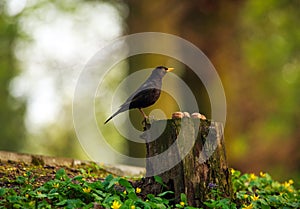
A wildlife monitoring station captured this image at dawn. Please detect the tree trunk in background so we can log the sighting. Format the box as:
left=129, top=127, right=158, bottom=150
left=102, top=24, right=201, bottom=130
left=125, top=0, right=242, bottom=161
left=124, top=1, right=185, bottom=159
left=142, top=118, right=232, bottom=207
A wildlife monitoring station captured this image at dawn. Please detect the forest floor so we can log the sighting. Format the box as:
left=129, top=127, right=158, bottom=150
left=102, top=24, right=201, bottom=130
left=0, top=150, right=144, bottom=189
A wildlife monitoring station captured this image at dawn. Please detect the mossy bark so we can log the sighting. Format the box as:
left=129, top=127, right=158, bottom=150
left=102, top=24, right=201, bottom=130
left=142, top=118, right=233, bottom=208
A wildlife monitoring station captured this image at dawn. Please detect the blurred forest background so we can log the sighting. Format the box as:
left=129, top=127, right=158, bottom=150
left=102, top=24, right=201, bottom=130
left=1, top=0, right=300, bottom=185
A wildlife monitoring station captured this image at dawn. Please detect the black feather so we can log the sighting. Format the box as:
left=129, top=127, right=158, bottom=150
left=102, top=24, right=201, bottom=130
left=104, top=66, right=171, bottom=124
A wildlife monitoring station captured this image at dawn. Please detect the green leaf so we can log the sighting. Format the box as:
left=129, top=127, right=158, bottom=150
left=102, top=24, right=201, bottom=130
left=102, top=174, right=114, bottom=188
left=175, top=203, right=184, bottom=208
left=154, top=176, right=167, bottom=188
left=56, top=199, right=68, bottom=206
left=204, top=199, right=219, bottom=208
left=55, top=168, right=68, bottom=180
left=258, top=198, right=269, bottom=206
left=82, top=203, right=95, bottom=209
left=128, top=191, right=138, bottom=201
left=90, top=180, right=104, bottom=191
left=122, top=199, right=134, bottom=207
left=72, top=175, right=84, bottom=181
left=119, top=178, right=133, bottom=190
left=0, top=188, right=6, bottom=196
left=7, top=195, right=21, bottom=203
left=261, top=204, right=271, bottom=209
left=56, top=199, right=84, bottom=208
left=16, top=176, right=26, bottom=184
left=146, top=194, right=155, bottom=201
left=94, top=189, right=106, bottom=198
left=157, top=191, right=174, bottom=197
left=180, top=193, right=187, bottom=202
left=107, top=177, right=120, bottom=189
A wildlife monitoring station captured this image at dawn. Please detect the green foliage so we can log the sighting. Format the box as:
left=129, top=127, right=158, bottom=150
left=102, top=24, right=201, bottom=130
left=1, top=0, right=300, bottom=183
left=0, top=168, right=299, bottom=208
left=0, top=169, right=170, bottom=208
left=0, top=4, right=26, bottom=151
left=233, top=0, right=300, bottom=181
left=231, top=169, right=300, bottom=209
left=154, top=175, right=167, bottom=188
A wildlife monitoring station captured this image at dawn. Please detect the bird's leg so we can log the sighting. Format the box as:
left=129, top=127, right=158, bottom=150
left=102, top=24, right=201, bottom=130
left=139, top=108, right=151, bottom=127
left=138, top=108, right=148, bottom=119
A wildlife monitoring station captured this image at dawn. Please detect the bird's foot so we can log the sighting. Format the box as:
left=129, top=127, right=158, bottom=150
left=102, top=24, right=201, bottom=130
left=142, top=117, right=151, bottom=131
left=141, top=117, right=149, bottom=125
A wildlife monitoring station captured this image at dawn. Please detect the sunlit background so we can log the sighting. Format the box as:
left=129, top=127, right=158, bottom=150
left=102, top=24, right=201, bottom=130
left=1, top=0, right=300, bottom=185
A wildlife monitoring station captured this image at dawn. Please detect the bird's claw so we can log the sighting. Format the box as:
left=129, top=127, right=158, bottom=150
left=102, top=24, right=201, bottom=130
left=141, top=117, right=149, bottom=125
left=142, top=117, right=151, bottom=131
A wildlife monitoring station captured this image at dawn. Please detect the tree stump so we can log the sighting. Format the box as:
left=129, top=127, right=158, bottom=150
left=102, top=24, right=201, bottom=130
left=141, top=117, right=233, bottom=208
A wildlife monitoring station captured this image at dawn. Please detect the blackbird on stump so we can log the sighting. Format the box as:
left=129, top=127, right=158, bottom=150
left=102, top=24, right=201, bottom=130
left=104, top=66, right=174, bottom=124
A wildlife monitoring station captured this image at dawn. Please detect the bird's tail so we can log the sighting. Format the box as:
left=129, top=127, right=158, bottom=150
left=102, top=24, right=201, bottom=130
left=104, top=108, right=126, bottom=124
left=104, top=112, right=118, bottom=124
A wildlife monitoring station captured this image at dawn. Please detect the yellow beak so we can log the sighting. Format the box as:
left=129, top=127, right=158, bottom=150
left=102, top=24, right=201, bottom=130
left=166, top=67, right=174, bottom=72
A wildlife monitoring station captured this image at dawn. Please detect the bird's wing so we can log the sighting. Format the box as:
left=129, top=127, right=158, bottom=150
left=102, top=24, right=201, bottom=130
left=104, top=90, right=145, bottom=124
left=104, top=88, right=157, bottom=124
left=122, top=88, right=156, bottom=108
left=104, top=88, right=145, bottom=124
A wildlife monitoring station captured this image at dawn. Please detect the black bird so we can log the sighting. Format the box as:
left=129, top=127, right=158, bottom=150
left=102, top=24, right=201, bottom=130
left=104, top=66, right=174, bottom=124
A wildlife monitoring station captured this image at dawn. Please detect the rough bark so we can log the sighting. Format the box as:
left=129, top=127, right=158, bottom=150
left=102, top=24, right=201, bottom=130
left=142, top=118, right=232, bottom=207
